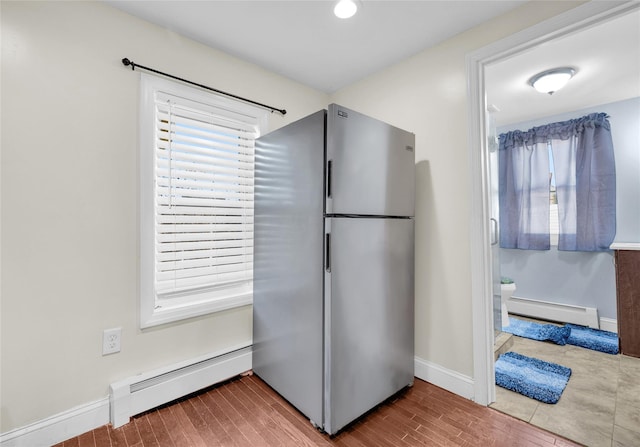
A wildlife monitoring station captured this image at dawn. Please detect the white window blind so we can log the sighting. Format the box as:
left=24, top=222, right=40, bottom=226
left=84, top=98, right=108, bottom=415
left=140, top=74, right=267, bottom=328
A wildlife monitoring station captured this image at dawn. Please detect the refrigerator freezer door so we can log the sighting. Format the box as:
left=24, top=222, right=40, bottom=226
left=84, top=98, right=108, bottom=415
left=324, top=217, right=415, bottom=434
left=326, top=104, right=415, bottom=217
left=253, top=110, right=326, bottom=426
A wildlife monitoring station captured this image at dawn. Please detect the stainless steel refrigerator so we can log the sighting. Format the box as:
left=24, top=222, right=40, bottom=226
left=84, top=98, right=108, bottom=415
left=253, top=104, right=415, bottom=435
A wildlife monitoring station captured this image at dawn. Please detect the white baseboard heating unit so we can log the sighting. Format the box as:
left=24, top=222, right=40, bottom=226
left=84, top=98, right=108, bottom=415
left=506, top=296, right=599, bottom=329
left=110, top=344, right=251, bottom=428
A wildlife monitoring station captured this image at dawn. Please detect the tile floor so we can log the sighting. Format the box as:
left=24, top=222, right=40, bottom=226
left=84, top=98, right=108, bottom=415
left=490, top=319, right=640, bottom=447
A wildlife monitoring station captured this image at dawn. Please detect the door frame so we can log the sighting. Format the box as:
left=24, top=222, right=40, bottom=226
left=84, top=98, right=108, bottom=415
left=465, top=0, right=640, bottom=406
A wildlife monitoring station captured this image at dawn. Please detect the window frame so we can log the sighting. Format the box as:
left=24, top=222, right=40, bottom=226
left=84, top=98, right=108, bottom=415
left=139, top=73, right=268, bottom=328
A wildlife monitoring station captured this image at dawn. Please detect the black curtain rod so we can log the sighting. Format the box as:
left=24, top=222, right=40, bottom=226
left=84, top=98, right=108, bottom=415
left=122, top=58, right=287, bottom=115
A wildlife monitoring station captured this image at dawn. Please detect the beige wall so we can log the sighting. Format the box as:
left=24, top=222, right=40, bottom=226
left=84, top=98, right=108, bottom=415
left=1, top=0, right=581, bottom=434
left=0, top=1, right=327, bottom=432
left=331, top=1, right=580, bottom=377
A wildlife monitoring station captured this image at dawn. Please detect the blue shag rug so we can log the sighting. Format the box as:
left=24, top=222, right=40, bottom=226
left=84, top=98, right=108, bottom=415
left=566, top=324, right=619, bottom=354
left=502, top=317, right=620, bottom=354
left=495, top=352, right=572, bottom=404
left=502, top=317, right=571, bottom=345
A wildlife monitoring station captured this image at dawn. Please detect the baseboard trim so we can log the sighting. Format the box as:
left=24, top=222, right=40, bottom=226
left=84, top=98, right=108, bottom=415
left=1, top=344, right=252, bottom=446
left=414, top=356, right=475, bottom=401
left=0, top=397, right=109, bottom=447
left=599, top=317, right=618, bottom=333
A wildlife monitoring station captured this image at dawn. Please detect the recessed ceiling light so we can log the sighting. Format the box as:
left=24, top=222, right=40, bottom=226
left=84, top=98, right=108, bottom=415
left=334, top=0, right=357, bottom=19
left=528, top=67, right=577, bottom=95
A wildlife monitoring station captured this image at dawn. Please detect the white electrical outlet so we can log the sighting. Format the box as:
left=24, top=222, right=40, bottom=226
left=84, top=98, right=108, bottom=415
left=103, top=328, right=121, bottom=355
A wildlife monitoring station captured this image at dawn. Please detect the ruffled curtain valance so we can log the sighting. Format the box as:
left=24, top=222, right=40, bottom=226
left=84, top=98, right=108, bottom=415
left=499, top=113, right=611, bottom=150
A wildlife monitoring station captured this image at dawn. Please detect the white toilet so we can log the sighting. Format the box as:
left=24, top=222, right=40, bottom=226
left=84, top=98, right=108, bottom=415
left=500, top=282, right=516, bottom=328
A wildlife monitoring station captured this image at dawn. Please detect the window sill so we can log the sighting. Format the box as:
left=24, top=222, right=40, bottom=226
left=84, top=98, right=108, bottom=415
left=140, top=293, right=252, bottom=329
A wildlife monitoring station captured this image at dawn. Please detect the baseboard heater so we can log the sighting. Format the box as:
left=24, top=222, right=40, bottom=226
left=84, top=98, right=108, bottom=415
left=506, top=296, right=599, bottom=329
left=110, top=344, right=252, bottom=428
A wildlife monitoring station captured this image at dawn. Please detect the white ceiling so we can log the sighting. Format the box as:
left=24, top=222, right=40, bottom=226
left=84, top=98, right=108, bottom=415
left=106, top=0, right=527, bottom=92
left=106, top=1, right=639, bottom=125
left=486, top=8, right=640, bottom=127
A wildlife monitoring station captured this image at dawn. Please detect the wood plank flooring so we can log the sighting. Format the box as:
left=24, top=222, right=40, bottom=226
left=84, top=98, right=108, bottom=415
left=55, top=374, right=581, bottom=447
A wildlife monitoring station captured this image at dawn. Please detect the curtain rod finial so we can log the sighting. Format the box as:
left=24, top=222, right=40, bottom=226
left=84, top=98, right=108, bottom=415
left=122, top=58, right=134, bottom=70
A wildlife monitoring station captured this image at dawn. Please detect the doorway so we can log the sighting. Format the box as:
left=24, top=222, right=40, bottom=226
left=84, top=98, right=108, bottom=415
left=466, top=0, right=640, bottom=408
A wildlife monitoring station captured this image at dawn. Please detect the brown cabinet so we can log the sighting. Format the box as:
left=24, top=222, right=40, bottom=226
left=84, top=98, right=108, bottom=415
left=615, top=249, right=640, bottom=358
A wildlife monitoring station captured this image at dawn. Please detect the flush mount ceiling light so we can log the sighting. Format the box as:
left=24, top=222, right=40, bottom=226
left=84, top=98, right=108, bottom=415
left=334, top=0, right=358, bottom=19
left=528, top=67, right=577, bottom=95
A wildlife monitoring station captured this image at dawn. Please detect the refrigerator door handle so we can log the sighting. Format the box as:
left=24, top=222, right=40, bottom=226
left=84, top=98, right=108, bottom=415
left=327, top=160, right=333, bottom=198
left=325, top=233, right=331, bottom=272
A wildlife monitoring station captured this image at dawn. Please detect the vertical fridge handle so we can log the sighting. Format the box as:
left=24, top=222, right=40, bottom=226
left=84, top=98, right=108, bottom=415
left=325, top=233, right=331, bottom=272
left=327, top=160, right=332, bottom=198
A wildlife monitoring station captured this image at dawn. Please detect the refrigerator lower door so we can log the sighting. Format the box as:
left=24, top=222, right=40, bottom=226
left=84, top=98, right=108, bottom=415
left=324, top=217, right=415, bottom=435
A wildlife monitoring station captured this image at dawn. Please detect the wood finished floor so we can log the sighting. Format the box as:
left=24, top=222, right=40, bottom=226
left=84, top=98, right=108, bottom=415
left=55, top=374, right=581, bottom=447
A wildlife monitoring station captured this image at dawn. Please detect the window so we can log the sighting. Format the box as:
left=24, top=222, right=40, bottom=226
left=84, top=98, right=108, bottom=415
left=499, top=112, right=615, bottom=252
left=139, top=74, right=268, bottom=328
